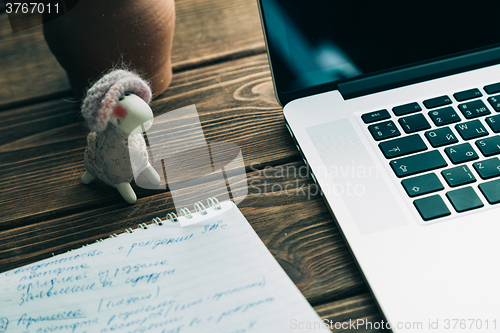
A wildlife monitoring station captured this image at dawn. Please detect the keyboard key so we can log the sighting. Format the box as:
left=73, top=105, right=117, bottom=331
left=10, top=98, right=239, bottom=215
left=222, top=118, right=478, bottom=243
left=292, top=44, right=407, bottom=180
left=444, top=142, right=479, bottom=164
left=476, top=136, right=500, bottom=156
left=487, top=95, right=500, bottom=112
left=423, top=95, right=452, bottom=109
left=455, top=120, right=488, bottom=140
left=428, top=107, right=460, bottom=126
left=442, top=165, right=476, bottom=187
left=484, top=82, right=500, bottom=95
left=378, top=134, right=427, bottom=158
left=414, top=195, right=451, bottom=221
left=398, top=114, right=431, bottom=133
left=402, top=173, right=444, bottom=197
left=473, top=158, right=500, bottom=179
left=362, top=109, right=390, bottom=124
left=392, top=102, right=421, bottom=116
left=453, top=88, right=482, bottom=101
left=458, top=100, right=491, bottom=119
left=478, top=179, right=500, bottom=204
left=390, top=150, right=447, bottom=178
left=486, top=115, right=500, bottom=133
left=425, top=127, right=458, bottom=147
left=446, top=186, right=483, bottom=212
left=368, top=120, right=401, bottom=141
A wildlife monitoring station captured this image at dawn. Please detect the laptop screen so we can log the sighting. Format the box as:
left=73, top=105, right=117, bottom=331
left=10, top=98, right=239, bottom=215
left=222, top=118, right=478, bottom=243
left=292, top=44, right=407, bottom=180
left=259, top=0, right=500, bottom=104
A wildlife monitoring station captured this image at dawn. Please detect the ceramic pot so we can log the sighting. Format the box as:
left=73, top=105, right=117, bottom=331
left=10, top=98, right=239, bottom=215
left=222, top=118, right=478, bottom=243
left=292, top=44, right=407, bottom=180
left=43, top=0, right=175, bottom=99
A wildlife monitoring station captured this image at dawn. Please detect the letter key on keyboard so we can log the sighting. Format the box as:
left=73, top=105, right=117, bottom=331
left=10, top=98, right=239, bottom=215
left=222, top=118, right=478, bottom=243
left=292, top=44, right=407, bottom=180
left=425, top=127, right=458, bottom=147
left=473, top=158, right=500, bottom=179
left=455, top=120, right=488, bottom=140
left=444, top=142, right=479, bottom=164
left=475, top=136, right=500, bottom=156
left=486, top=115, right=500, bottom=133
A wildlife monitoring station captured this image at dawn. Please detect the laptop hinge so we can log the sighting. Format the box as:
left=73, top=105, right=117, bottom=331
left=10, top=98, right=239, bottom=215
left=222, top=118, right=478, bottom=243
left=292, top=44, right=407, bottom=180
left=338, top=46, right=500, bottom=100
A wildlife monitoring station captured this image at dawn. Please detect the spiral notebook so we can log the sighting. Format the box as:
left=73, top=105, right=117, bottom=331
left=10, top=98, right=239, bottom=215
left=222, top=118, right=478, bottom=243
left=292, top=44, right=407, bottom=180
left=0, top=198, right=325, bottom=333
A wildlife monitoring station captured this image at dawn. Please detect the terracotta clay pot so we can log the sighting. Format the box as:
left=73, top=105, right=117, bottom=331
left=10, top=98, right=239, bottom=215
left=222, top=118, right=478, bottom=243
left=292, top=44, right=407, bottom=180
left=43, top=0, right=175, bottom=99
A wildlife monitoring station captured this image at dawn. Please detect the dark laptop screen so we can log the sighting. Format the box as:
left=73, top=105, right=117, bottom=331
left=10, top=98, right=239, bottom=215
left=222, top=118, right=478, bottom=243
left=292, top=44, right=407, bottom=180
left=259, top=0, right=500, bottom=104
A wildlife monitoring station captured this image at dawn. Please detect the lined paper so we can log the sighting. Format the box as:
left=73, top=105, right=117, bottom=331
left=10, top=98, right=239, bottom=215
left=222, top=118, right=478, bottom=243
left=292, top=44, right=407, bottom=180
left=0, top=201, right=325, bottom=332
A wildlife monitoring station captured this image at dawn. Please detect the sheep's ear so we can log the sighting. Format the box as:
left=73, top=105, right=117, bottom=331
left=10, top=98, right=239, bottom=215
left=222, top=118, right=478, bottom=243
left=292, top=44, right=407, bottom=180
left=113, top=105, right=128, bottom=118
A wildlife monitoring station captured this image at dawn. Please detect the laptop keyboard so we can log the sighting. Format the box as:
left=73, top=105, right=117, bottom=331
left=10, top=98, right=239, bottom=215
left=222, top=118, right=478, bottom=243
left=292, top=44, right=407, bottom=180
left=362, top=82, right=500, bottom=221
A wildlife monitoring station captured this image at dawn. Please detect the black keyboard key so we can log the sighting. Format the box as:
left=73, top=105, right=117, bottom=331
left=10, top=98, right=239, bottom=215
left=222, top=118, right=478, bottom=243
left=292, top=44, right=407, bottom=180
left=402, top=173, right=444, bottom=197
left=478, top=179, right=500, bottom=204
left=425, top=127, right=458, bottom=147
left=362, top=109, right=390, bottom=124
left=378, top=134, right=427, bottom=158
left=444, top=142, right=479, bottom=164
left=368, top=120, right=401, bottom=141
left=476, top=136, right=500, bottom=156
left=414, top=195, right=451, bottom=221
left=455, top=120, right=488, bottom=140
left=428, top=107, right=460, bottom=126
left=487, top=95, right=500, bottom=112
left=484, top=82, right=500, bottom=95
left=442, top=165, right=475, bottom=187
left=446, top=186, right=483, bottom=212
left=453, top=88, right=482, bottom=101
left=398, top=114, right=431, bottom=133
left=486, top=115, right=500, bottom=133
left=473, top=158, right=500, bottom=179
left=423, top=95, right=452, bottom=109
left=458, top=100, right=490, bottom=119
left=393, top=102, right=421, bottom=116
left=390, top=150, right=447, bottom=178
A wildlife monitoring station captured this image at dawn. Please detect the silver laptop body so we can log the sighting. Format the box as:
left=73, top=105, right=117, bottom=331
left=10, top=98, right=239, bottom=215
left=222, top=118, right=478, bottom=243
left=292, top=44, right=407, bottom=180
left=258, top=1, right=500, bottom=331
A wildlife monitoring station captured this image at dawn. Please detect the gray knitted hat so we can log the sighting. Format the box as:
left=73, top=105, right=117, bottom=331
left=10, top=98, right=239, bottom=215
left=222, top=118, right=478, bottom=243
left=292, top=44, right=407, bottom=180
left=81, top=70, right=152, bottom=132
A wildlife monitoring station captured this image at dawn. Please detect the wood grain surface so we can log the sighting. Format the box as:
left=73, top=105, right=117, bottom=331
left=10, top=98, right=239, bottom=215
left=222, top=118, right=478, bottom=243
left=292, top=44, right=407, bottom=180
left=315, top=294, right=388, bottom=332
left=0, top=0, right=266, bottom=109
left=0, top=54, right=293, bottom=227
left=0, top=53, right=371, bottom=305
left=0, top=160, right=383, bottom=329
left=0, top=54, right=370, bottom=310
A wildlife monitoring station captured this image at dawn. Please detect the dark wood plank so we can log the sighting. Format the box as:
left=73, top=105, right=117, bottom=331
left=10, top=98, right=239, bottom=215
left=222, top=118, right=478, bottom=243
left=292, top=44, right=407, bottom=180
left=172, top=0, right=266, bottom=71
left=0, top=12, right=71, bottom=109
left=315, top=294, right=387, bottom=332
left=0, top=54, right=290, bottom=227
left=0, top=0, right=266, bottom=109
left=0, top=160, right=367, bottom=305
left=0, top=53, right=369, bottom=309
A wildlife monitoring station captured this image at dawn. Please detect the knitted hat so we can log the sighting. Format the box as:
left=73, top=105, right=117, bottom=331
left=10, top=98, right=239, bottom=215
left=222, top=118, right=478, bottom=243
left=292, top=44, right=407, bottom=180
left=82, top=70, right=152, bottom=132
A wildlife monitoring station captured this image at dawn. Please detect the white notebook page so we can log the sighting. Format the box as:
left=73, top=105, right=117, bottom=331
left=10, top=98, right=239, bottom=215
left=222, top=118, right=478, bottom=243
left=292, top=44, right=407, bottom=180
left=0, top=201, right=326, bottom=332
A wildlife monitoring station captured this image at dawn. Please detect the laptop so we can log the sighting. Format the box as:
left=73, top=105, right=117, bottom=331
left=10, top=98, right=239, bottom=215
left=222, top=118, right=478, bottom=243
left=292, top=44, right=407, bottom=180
left=257, top=1, right=500, bottom=331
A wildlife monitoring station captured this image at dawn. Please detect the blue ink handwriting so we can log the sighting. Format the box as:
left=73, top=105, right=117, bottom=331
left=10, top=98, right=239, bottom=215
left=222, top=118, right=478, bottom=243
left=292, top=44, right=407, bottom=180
left=201, top=221, right=227, bottom=234
left=17, top=310, right=86, bottom=330
left=127, top=235, right=194, bottom=257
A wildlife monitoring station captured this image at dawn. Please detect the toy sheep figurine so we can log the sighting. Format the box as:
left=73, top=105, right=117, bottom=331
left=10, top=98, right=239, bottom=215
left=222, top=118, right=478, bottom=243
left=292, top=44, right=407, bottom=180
left=80, top=70, right=161, bottom=204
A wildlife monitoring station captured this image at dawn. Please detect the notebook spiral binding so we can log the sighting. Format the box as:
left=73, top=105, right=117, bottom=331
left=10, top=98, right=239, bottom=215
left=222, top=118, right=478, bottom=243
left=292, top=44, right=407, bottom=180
left=96, top=197, right=222, bottom=242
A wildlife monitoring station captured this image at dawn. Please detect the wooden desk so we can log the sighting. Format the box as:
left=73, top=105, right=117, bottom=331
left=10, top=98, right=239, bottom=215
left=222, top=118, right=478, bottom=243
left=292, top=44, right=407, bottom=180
left=0, top=0, right=384, bottom=331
